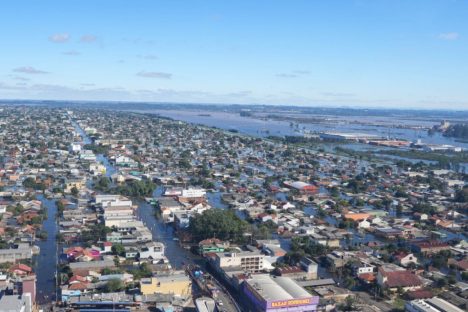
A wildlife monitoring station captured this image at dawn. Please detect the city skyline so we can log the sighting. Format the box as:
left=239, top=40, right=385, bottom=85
left=1, top=0, right=467, bottom=109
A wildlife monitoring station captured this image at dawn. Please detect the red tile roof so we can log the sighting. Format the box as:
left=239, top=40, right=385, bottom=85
left=358, top=273, right=376, bottom=282
left=407, top=289, right=434, bottom=300
left=68, top=281, right=89, bottom=290
left=455, top=259, right=468, bottom=271
left=383, top=270, right=422, bottom=288
left=9, top=263, right=32, bottom=274
left=413, top=240, right=449, bottom=250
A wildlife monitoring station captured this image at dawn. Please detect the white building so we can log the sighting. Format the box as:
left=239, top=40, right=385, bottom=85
left=89, top=163, right=106, bottom=175
left=214, top=251, right=265, bottom=273
left=80, top=150, right=96, bottom=161
left=181, top=188, right=206, bottom=198
left=70, top=143, right=82, bottom=152
left=139, top=242, right=165, bottom=262
left=405, top=297, right=464, bottom=312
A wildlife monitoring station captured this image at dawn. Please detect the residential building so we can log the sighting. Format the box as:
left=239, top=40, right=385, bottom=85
left=140, top=272, right=191, bottom=297
left=214, top=251, right=265, bottom=273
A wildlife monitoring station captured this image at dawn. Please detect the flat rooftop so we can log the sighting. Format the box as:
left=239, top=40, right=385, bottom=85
left=245, top=274, right=311, bottom=301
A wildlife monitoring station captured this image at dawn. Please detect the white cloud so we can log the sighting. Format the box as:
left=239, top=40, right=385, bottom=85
left=136, top=71, right=172, bottom=79
left=276, top=70, right=310, bottom=78
left=438, top=32, right=459, bottom=41
left=276, top=73, right=298, bottom=78
left=137, top=54, right=158, bottom=60
left=321, top=92, right=356, bottom=97
left=62, top=50, right=81, bottom=56
left=80, top=34, right=97, bottom=43
left=49, top=33, right=70, bottom=43
left=293, top=70, right=310, bottom=75
left=13, top=66, right=48, bottom=74
left=10, top=75, right=30, bottom=81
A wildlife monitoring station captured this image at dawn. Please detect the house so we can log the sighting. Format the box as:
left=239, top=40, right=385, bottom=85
left=343, top=213, right=371, bottom=222
left=17, top=210, right=39, bottom=224
left=357, top=219, right=371, bottom=229
left=283, top=181, right=318, bottom=193
left=61, top=289, right=82, bottom=302
left=102, top=242, right=112, bottom=254
left=140, top=272, right=191, bottom=297
left=374, top=227, right=402, bottom=240
left=274, top=266, right=310, bottom=280
left=70, top=143, right=82, bottom=153
left=80, top=150, right=96, bottom=161
left=180, top=188, right=206, bottom=198
left=89, top=163, right=106, bottom=175
left=9, top=263, right=33, bottom=276
left=139, top=242, right=165, bottom=262
left=327, top=251, right=353, bottom=272
left=69, top=260, right=115, bottom=274
left=263, top=244, right=286, bottom=257
left=352, top=262, right=375, bottom=276
left=412, top=241, right=450, bottom=255
left=377, top=267, right=422, bottom=293
left=394, top=252, right=418, bottom=267
left=300, top=257, right=319, bottom=280
left=64, top=178, right=85, bottom=193
left=198, top=238, right=229, bottom=255
left=0, top=246, right=33, bottom=264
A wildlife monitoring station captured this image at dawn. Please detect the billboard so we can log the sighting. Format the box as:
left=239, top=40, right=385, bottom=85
left=268, top=297, right=319, bottom=309
left=267, top=296, right=319, bottom=309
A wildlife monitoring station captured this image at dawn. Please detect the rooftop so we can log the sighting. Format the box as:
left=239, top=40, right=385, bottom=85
left=245, top=274, right=312, bottom=301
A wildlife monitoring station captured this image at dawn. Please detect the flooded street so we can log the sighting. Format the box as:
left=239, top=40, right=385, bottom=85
left=34, top=195, right=58, bottom=304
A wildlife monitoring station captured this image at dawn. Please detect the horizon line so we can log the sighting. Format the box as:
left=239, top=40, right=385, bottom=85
left=0, top=98, right=467, bottom=112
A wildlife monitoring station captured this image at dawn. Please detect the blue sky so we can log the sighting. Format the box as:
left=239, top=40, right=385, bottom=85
left=0, top=0, right=467, bottom=109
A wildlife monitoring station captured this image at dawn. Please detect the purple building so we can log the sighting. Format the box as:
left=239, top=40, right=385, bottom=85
left=242, top=274, right=319, bottom=312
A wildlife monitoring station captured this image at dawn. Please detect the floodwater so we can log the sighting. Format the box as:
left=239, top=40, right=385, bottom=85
left=34, top=195, right=58, bottom=304
left=132, top=109, right=468, bottom=149
left=73, top=122, right=194, bottom=269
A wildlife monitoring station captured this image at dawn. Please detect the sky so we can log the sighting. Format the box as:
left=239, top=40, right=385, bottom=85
left=0, top=0, right=467, bottom=109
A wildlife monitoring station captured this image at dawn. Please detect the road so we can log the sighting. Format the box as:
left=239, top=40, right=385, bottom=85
left=355, top=291, right=394, bottom=312
left=209, top=275, right=240, bottom=312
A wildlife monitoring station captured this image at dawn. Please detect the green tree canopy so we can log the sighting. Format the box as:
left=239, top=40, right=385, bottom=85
left=455, top=187, right=468, bottom=203
left=188, top=209, right=248, bottom=243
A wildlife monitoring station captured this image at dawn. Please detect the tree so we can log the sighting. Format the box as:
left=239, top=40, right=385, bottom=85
left=105, top=278, right=124, bottom=292
left=432, top=250, right=451, bottom=268
left=111, top=244, right=125, bottom=256
left=338, top=296, right=356, bottom=311
left=110, top=180, right=156, bottom=197
left=22, top=177, right=45, bottom=191
left=316, top=207, right=326, bottom=218
left=436, top=278, right=447, bottom=288
left=56, top=200, right=65, bottom=215
left=70, top=186, right=79, bottom=197
left=129, top=263, right=152, bottom=280
left=188, top=209, right=248, bottom=243
left=95, top=177, right=111, bottom=191
left=285, top=236, right=327, bottom=265
left=81, top=224, right=112, bottom=244
left=462, top=271, right=468, bottom=281
left=396, top=204, right=403, bottom=217
left=455, top=187, right=468, bottom=203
